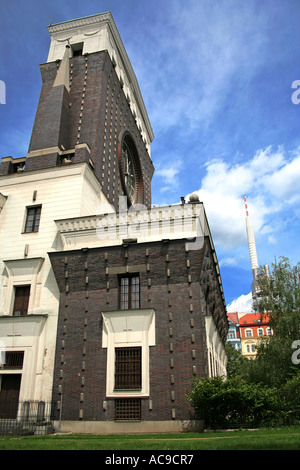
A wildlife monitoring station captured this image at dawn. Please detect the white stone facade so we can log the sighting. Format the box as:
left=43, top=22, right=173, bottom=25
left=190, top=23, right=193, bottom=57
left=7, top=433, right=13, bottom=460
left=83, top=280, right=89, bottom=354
left=0, top=163, right=103, bottom=401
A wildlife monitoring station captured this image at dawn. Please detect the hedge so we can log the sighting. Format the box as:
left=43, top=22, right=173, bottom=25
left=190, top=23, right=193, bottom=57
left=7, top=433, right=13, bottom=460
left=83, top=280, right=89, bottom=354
left=186, top=375, right=300, bottom=429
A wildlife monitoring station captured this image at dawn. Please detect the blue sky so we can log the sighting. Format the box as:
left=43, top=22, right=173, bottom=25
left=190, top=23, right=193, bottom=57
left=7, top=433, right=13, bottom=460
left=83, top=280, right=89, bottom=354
left=0, top=0, right=299, bottom=311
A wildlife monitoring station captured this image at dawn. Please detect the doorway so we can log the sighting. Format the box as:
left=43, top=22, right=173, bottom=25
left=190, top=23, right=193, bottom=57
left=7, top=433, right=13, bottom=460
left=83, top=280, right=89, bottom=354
left=0, top=374, right=22, bottom=418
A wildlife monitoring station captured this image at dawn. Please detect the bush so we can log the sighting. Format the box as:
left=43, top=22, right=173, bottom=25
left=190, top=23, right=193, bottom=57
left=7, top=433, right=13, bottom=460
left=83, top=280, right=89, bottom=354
left=186, top=376, right=281, bottom=429
left=278, top=372, right=300, bottom=424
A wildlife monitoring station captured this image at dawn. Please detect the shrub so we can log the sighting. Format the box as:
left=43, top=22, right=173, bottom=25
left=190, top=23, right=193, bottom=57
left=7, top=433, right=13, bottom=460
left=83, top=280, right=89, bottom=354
left=186, top=376, right=280, bottom=428
left=278, top=372, right=300, bottom=424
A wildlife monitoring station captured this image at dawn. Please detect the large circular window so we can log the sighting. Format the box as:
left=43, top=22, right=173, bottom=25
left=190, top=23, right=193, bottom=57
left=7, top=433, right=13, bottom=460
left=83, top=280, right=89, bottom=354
left=118, top=132, right=143, bottom=205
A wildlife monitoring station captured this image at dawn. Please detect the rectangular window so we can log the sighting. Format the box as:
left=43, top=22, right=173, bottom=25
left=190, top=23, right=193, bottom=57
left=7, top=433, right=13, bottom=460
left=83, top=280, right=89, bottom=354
left=24, top=206, right=42, bottom=233
left=119, top=275, right=140, bottom=310
left=13, top=285, right=30, bottom=316
left=71, top=42, right=83, bottom=56
left=115, top=398, right=141, bottom=421
left=2, top=351, right=24, bottom=369
left=115, top=347, right=142, bottom=390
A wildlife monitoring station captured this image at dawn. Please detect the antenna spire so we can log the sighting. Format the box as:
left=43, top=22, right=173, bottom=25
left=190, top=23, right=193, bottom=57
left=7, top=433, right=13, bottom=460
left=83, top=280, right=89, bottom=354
left=244, top=195, right=249, bottom=217
left=244, top=196, right=259, bottom=299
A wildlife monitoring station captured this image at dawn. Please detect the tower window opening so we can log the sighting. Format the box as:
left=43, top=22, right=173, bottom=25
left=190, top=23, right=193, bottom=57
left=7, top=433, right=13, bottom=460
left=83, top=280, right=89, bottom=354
left=71, top=42, right=83, bottom=57
left=13, top=286, right=30, bottom=316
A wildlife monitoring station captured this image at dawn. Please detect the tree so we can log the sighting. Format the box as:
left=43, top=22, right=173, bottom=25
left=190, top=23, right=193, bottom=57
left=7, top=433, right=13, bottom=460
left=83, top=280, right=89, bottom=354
left=251, top=257, right=300, bottom=386
left=254, top=256, right=300, bottom=328
left=187, top=258, right=300, bottom=428
left=225, top=343, right=248, bottom=378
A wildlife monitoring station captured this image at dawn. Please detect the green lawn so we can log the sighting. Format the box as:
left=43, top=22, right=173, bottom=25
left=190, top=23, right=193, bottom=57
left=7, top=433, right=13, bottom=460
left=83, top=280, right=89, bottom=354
left=0, top=426, right=300, bottom=450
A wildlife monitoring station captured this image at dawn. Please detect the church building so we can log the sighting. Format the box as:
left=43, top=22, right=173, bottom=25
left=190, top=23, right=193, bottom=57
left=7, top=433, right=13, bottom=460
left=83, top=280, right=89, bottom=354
left=0, top=13, right=228, bottom=433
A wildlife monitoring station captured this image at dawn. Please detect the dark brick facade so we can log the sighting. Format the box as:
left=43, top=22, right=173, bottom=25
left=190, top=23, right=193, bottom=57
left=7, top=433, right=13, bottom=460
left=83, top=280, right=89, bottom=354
left=49, top=237, right=228, bottom=422
left=25, top=51, right=154, bottom=209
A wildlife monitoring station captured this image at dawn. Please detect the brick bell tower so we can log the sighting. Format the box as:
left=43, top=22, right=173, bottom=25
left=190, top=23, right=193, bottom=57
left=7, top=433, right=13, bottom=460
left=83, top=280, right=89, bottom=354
left=26, top=12, right=154, bottom=209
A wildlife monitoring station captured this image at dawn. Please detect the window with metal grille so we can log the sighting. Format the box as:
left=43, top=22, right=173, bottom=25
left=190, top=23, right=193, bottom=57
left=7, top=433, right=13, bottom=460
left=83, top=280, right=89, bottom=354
left=2, top=351, right=24, bottom=369
left=115, top=398, right=141, bottom=421
left=115, top=347, right=142, bottom=390
left=13, top=286, right=30, bottom=316
left=24, top=205, right=42, bottom=233
left=119, top=275, right=140, bottom=309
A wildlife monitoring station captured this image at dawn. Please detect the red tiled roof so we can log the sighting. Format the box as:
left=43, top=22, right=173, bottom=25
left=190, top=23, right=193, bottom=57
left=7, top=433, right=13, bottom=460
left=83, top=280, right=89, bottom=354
left=239, top=312, right=270, bottom=325
left=227, top=312, right=239, bottom=323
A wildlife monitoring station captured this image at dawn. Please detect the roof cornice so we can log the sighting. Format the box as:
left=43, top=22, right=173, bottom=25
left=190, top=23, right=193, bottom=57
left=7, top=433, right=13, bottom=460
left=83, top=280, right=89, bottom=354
left=47, top=12, right=112, bottom=34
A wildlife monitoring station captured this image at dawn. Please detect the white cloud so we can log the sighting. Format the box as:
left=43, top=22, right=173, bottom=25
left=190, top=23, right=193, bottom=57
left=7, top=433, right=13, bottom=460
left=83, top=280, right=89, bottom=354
left=267, top=235, right=277, bottom=245
left=156, top=166, right=179, bottom=184
left=249, top=146, right=286, bottom=175
left=155, top=159, right=182, bottom=192
left=227, top=292, right=254, bottom=313
left=197, top=191, right=246, bottom=250
left=219, top=257, right=238, bottom=268
left=186, top=146, right=300, bottom=251
left=264, top=154, right=300, bottom=199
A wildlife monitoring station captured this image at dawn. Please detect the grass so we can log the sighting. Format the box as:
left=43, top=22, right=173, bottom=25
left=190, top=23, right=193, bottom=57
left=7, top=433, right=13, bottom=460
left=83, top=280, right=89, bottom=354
left=0, top=426, right=300, bottom=450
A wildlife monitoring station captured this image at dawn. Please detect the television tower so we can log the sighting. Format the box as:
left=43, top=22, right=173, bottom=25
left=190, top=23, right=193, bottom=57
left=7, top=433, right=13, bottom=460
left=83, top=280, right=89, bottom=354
left=244, top=196, right=259, bottom=299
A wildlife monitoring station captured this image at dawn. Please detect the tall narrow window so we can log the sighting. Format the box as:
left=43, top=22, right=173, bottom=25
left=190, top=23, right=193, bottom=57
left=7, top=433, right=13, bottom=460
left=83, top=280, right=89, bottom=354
left=114, top=347, right=142, bottom=390
left=13, top=286, right=30, bottom=316
left=119, top=275, right=140, bottom=309
left=24, top=206, right=42, bottom=233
